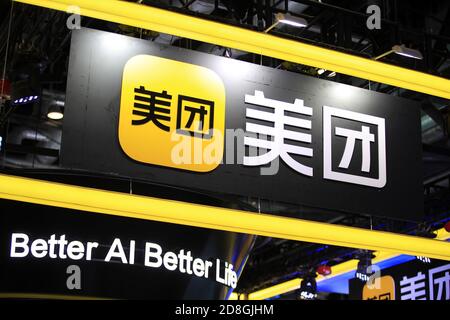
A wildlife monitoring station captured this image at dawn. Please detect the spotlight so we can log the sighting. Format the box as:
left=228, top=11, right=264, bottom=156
left=355, top=251, right=375, bottom=282
left=316, top=264, right=332, bottom=276
left=317, top=68, right=326, bottom=75
left=298, top=276, right=317, bottom=300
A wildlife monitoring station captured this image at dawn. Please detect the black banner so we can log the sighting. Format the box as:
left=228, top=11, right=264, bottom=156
left=61, top=28, right=423, bottom=221
left=0, top=199, right=254, bottom=299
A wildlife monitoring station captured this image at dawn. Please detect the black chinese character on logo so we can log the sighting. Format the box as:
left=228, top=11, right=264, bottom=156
left=176, top=95, right=215, bottom=139
left=378, top=293, right=391, bottom=300
left=132, top=85, right=172, bottom=132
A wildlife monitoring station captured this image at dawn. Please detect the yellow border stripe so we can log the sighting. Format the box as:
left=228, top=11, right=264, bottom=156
left=0, top=173, right=449, bottom=261
left=13, top=0, right=450, bottom=99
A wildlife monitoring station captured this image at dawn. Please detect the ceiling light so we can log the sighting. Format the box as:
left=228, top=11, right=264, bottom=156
left=374, top=45, right=424, bottom=61
left=47, top=104, right=64, bottom=120
left=277, top=13, right=308, bottom=28
left=264, top=13, right=307, bottom=33
left=392, top=45, right=423, bottom=60
left=47, top=111, right=63, bottom=120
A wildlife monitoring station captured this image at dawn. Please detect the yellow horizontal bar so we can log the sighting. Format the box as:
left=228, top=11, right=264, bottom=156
left=243, top=228, right=450, bottom=300
left=0, top=173, right=449, bottom=261
left=14, top=0, right=450, bottom=99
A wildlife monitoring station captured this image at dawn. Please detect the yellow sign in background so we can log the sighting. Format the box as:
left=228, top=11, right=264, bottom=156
left=119, top=55, right=225, bottom=172
left=362, top=275, right=396, bottom=300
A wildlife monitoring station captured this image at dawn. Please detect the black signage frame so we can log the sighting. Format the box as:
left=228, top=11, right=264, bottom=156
left=61, top=28, right=423, bottom=221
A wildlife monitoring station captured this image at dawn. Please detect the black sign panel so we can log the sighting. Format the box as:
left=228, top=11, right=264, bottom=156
left=61, top=28, right=423, bottom=220
left=349, top=258, right=450, bottom=300
left=0, top=199, right=254, bottom=299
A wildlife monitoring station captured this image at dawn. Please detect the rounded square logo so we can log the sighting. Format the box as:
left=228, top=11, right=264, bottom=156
left=119, top=55, right=225, bottom=172
left=362, top=275, right=395, bottom=300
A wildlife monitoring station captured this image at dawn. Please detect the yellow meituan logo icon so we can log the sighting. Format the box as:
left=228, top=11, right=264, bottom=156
left=119, top=55, right=225, bottom=172
left=362, top=275, right=396, bottom=300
